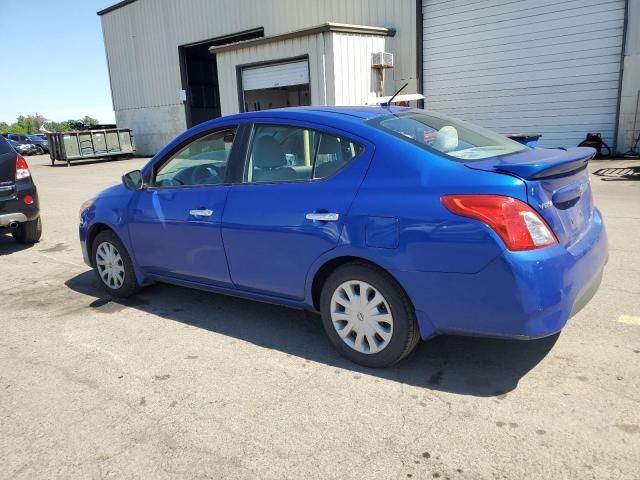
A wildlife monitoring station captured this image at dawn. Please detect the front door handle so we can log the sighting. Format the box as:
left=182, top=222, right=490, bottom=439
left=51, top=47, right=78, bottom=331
left=189, top=209, right=214, bottom=217
left=306, top=212, right=339, bottom=222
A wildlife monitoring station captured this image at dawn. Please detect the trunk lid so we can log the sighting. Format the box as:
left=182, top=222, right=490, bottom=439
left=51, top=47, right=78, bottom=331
left=466, top=147, right=595, bottom=247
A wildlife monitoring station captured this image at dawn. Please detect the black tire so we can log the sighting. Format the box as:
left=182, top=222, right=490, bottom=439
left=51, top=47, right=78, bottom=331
left=91, top=230, right=140, bottom=298
left=319, top=262, right=421, bottom=368
left=12, top=217, right=42, bottom=244
left=35, top=146, right=44, bottom=155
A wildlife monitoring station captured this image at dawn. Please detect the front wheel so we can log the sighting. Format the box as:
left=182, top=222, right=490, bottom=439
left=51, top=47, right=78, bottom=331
left=319, top=263, right=420, bottom=368
left=91, top=230, right=140, bottom=298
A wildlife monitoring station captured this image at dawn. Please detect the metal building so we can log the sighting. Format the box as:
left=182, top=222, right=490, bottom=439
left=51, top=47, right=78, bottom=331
left=99, top=0, right=639, bottom=156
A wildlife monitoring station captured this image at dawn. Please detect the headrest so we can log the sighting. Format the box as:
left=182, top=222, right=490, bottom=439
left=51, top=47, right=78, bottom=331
left=318, top=136, right=342, bottom=156
left=433, top=126, right=459, bottom=153
left=253, top=136, right=286, bottom=169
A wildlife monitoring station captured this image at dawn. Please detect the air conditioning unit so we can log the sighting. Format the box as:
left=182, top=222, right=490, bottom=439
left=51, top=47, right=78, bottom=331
left=372, top=52, right=394, bottom=69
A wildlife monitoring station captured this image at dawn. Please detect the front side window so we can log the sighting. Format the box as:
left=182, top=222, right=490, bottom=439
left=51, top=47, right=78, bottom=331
left=371, top=112, right=526, bottom=161
left=245, top=124, right=363, bottom=183
left=154, top=128, right=236, bottom=187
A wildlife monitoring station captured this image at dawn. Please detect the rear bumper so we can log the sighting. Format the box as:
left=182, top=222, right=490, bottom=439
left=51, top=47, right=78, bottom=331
left=396, top=209, right=608, bottom=339
left=0, top=212, right=28, bottom=227
left=0, top=182, right=39, bottom=227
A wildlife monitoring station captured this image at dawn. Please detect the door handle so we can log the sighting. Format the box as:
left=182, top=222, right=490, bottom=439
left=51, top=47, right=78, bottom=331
left=189, top=209, right=214, bottom=217
left=306, top=212, right=339, bottom=222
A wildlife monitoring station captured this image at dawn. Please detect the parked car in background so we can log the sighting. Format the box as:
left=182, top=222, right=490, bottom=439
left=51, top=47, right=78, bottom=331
left=3, top=133, right=48, bottom=155
left=79, top=106, right=608, bottom=367
left=26, top=134, right=49, bottom=154
left=0, top=135, right=42, bottom=243
left=5, top=137, right=38, bottom=156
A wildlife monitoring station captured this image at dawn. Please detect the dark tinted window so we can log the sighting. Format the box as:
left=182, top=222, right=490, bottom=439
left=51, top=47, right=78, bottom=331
left=0, top=135, right=12, bottom=155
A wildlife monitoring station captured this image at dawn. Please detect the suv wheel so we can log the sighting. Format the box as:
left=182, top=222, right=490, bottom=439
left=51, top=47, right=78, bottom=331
left=319, top=262, right=420, bottom=368
left=12, top=217, right=42, bottom=244
left=92, top=230, right=140, bottom=298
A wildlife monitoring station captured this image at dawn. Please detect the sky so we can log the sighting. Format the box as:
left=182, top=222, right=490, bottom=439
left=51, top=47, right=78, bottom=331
left=0, top=0, right=116, bottom=124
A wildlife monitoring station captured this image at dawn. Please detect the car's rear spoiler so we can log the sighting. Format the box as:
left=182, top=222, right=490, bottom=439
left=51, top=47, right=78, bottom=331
left=466, top=147, right=595, bottom=180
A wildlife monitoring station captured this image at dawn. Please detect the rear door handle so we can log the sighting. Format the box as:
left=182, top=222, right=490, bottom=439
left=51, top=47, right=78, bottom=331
left=306, top=212, right=339, bottom=222
left=189, top=209, right=214, bottom=217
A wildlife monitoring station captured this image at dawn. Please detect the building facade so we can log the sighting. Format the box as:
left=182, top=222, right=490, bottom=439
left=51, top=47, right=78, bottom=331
left=99, top=0, right=639, bottom=156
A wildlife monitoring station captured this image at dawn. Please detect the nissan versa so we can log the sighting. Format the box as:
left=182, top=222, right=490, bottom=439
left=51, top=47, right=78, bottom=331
left=79, top=107, right=608, bottom=367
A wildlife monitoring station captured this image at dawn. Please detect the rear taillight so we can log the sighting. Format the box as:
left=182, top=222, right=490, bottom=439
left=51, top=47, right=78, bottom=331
left=441, top=194, right=557, bottom=251
left=16, top=154, right=31, bottom=180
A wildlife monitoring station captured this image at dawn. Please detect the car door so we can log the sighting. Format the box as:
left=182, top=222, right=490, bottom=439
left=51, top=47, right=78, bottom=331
left=127, top=127, right=238, bottom=286
left=221, top=121, right=373, bottom=299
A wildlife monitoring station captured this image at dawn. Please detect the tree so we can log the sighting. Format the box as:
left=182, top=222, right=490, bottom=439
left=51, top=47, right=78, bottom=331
left=0, top=114, right=103, bottom=133
left=82, top=116, right=99, bottom=126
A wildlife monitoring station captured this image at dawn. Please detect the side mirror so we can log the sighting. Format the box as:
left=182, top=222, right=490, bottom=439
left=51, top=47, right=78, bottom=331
left=122, top=170, right=145, bottom=191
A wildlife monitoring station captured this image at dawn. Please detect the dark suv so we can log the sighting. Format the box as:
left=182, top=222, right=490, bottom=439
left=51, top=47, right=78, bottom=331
left=0, top=135, right=42, bottom=243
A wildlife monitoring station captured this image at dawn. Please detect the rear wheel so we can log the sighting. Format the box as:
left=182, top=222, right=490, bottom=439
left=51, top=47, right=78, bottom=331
left=12, top=217, right=42, bottom=244
left=319, top=262, right=420, bottom=368
left=91, top=230, right=140, bottom=298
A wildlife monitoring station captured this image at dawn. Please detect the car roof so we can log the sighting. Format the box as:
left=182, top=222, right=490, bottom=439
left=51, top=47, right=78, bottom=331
left=218, top=105, right=417, bottom=126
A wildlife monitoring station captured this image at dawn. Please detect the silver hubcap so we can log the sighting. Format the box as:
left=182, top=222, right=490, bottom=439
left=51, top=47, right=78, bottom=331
left=330, top=280, right=393, bottom=354
left=96, top=241, right=125, bottom=289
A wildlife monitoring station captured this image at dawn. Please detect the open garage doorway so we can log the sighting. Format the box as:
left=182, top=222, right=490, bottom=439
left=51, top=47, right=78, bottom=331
left=240, top=58, right=311, bottom=112
left=180, top=28, right=264, bottom=128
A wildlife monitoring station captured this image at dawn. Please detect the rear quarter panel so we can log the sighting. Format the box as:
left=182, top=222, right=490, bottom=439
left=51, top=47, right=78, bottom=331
left=342, top=135, right=527, bottom=274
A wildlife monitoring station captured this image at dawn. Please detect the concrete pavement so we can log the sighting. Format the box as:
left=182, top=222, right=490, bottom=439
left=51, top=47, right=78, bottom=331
left=1, top=154, right=639, bottom=479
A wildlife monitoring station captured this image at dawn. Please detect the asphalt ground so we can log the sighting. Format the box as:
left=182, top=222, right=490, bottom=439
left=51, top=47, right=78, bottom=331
left=1, top=154, right=639, bottom=479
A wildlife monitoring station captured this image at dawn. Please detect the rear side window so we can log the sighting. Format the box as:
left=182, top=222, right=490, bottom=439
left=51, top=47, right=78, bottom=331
left=0, top=136, right=12, bottom=155
left=371, top=112, right=526, bottom=161
left=244, top=124, right=363, bottom=183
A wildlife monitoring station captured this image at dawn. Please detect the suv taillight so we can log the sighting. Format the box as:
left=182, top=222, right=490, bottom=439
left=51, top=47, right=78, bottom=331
left=441, top=194, right=557, bottom=251
left=16, top=154, right=31, bottom=181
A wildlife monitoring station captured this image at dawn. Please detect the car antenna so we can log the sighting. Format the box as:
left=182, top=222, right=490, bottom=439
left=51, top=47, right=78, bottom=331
left=381, top=82, right=409, bottom=108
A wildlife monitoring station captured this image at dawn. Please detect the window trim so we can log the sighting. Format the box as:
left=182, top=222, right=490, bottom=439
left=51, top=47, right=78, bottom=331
left=240, top=122, right=365, bottom=186
left=147, top=125, right=240, bottom=190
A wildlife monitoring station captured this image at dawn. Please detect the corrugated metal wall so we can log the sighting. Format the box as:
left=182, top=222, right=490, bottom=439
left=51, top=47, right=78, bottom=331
left=331, top=33, right=387, bottom=105
left=422, top=0, right=626, bottom=149
left=100, top=0, right=417, bottom=154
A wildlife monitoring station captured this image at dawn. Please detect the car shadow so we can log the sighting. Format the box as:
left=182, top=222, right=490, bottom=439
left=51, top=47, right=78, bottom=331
left=0, top=234, right=34, bottom=255
left=593, top=166, right=640, bottom=181
left=49, top=155, right=136, bottom=168
left=65, top=270, right=558, bottom=397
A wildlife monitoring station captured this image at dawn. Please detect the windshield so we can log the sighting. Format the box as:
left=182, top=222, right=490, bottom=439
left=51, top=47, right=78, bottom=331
left=370, top=111, right=527, bottom=161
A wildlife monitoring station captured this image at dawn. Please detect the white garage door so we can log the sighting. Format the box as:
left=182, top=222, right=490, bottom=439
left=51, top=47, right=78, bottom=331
left=422, top=0, right=625, bottom=148
left=241, top=60, right=309, bottom=91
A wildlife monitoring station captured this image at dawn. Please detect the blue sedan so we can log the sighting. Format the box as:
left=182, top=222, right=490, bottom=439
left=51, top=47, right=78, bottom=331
left=79, top=107, right=608, bottom=367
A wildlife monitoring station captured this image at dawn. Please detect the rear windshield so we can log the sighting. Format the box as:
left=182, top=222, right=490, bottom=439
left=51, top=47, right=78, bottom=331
left=369, top=111, right=526, bottom=161
left=0, top=136, right=13, bottom=155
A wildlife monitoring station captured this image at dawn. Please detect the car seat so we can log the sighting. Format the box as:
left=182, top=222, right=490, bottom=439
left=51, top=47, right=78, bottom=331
left=252, top=136, right=297, bottom=182
left=433, top=126, right=459, bottom=153
left=314, top=136, right=345, bottom=179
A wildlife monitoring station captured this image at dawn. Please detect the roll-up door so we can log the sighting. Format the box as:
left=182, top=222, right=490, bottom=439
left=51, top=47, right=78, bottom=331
left=241, top=60, right=310, bottom=91
left=422, top=0, right=626, bottom=148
